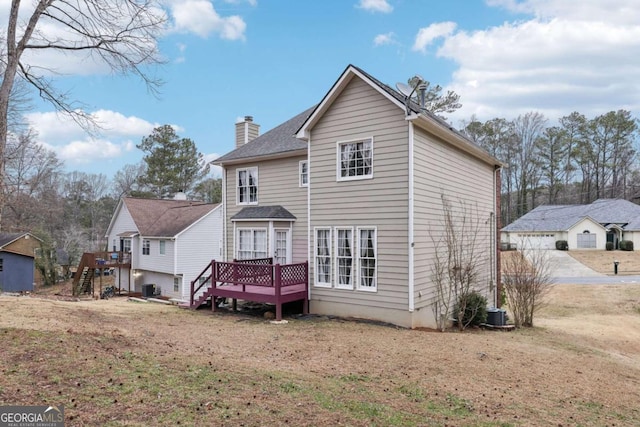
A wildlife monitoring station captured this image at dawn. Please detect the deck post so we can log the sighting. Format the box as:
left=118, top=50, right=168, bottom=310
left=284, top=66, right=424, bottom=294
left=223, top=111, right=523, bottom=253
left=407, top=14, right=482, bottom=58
left=190, top=279, right=195, bottom=307
left=303, top=261, right=309, bottom=314
left=211, top=260, right=216, bottom=312
left=275, top=263, right=282, bottom=320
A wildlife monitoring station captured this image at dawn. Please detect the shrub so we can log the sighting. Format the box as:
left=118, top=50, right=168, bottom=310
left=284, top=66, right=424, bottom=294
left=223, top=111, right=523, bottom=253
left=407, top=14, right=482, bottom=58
left=555, top=240, right=568, bottom=251
left=453, top=290, right=488, bottom=328
left=606, top=242, right=614, bottom=251
left=620, top=240, right=634, bottom=251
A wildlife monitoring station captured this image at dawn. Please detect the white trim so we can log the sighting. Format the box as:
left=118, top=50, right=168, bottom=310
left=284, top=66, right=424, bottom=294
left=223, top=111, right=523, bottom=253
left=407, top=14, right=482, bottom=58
left=307, top=133, right=312, bottom=300
left=313, top=227, right=332, bottom=288
left=299, top=160, right=308, bottom=187
left=159, top=240, right=166, bottom=256
left=222, top=168, right=227, bottom=261
left=236, top=166, right=259, bottom=205
left=336, top=137, right=374, bottom=182
left=408, top=122, right=415, bottom=312
left=356, top=226, right=377, bottom=292
left=334, top=227, right=354, bottom=290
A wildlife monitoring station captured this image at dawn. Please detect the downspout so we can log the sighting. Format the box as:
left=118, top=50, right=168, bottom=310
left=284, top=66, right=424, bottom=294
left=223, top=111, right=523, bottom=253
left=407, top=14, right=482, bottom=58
left=307, top=131, right=312, bottom=302
left=408, top=121, right=415, bottom=313
left=494, top=166, right=502, bottom=308
left=222, top=168, right=227, bottom=261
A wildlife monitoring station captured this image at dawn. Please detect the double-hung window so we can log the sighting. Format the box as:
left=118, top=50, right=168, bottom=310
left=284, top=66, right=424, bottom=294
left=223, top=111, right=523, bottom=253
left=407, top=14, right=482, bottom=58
left=236, top=229, right=267, bottom=260
left=142, top=239, right=150, bottom=256
left=237, top=167, right=258, bottom=204
left=159, top=240, right=166, bottom=255
left=314, top=228, right=332, bottom=287
left=334, top=228, right=353, bottom=289
left=299, top=161, right=308, bottom=187
left=357, top=228, right=377, bottom=291
left=337, top=138, right=373, bottom=180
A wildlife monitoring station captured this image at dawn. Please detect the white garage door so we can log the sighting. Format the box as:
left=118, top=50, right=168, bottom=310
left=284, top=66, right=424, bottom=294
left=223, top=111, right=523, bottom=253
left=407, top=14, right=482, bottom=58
left=516, top=233, right=556, bottom=250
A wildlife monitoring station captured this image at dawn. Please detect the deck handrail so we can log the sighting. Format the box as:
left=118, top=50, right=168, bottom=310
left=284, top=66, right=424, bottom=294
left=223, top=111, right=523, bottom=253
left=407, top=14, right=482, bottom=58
left=190, top=260, right=215, bottom=307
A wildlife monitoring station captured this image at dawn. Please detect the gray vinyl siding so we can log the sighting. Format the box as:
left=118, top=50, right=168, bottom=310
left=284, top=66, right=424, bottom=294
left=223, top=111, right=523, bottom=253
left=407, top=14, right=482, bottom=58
left=224, top=155, right=308, bottom=263
left=309, top=76, right=410, bottom=311
left=412, top=125, right=496, bottom=310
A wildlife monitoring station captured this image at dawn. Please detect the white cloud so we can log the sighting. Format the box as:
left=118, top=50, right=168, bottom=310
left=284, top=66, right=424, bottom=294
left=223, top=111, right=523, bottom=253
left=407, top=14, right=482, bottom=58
left=373, top=32, right=397, bottom=46
left=356, top=0, right=393, bottom=14
left=25, top=110, right=159, bottom=166
left=168, top=0, right=247, bottom=40
left=424, top=0, right=640, bottom=122
left=412, top=22, right=457, bottom=54
left=223, top=0, right=258, bottom=6
left=203, top=152, right=223, bottom=177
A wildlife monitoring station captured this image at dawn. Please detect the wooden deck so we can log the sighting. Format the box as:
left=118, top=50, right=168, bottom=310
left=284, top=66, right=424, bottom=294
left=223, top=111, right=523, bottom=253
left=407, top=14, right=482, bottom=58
left=190, top=258, right=309, bottom=321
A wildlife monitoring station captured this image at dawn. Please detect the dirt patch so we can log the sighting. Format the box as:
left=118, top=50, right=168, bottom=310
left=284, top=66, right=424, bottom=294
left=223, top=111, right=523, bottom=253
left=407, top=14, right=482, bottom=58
left=1, top=284, right=640, bottom=426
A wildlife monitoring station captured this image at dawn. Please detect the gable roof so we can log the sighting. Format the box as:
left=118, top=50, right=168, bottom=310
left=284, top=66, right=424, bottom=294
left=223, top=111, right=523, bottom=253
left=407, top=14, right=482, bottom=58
left=214, top=106, right=316, bottom=165
left=121, top=198, right=220, bottom=237
left=502, top=199, right=640, bottom=232
left=296, top=64, right=501, bottom=167
left=0, top=232, right=41, bottom=249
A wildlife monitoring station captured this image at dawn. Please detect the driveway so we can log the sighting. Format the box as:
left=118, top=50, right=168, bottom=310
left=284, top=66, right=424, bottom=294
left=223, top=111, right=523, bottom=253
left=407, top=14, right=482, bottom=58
left=544, top=250, right=640, bottom=284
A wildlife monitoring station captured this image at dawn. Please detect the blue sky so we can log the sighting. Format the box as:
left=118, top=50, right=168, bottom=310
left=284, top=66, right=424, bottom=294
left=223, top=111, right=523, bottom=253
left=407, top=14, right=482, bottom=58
left=6, top=0, right=640, bottom=179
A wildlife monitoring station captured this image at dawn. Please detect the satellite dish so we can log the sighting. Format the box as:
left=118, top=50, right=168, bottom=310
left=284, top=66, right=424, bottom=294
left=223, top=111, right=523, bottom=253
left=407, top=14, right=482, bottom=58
left=395, top=82, right=415, bottom=98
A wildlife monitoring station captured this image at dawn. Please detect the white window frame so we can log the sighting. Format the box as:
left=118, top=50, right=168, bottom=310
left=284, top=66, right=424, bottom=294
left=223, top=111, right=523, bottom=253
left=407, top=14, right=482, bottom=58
left=173, top=276, right=181, bottom=292
left=236, top=228, right=268, bottom=260
left=159, top=240, right=166, bottom=255
left=236, top=167, right=258, bottom=205
left=142, top=239, right=150, bottom=256
left=314, top=227, right=332, bottom=288
left=334, top=227, right=354, bottom=290
left=336, top=137, right=373, bottom=182
left=121, top=238, right=132, bottom=253
left=356, top=227, right=377, bottom=292
left=299, top=160, right=308, bottom=187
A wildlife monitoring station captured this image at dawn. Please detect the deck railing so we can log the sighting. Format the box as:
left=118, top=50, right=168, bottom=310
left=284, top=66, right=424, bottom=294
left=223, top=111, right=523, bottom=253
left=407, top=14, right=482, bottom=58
left=189, top=259, right=308, bottom=308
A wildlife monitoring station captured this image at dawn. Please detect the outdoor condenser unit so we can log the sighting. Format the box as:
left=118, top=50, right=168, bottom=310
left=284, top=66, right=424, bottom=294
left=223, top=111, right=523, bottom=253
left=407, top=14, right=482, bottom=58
left=142, top=284, right=155, bottom=298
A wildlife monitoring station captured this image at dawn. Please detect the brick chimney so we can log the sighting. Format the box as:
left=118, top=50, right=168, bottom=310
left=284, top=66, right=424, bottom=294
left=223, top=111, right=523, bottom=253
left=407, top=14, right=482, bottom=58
left=235, top=115, right=260, bottom=148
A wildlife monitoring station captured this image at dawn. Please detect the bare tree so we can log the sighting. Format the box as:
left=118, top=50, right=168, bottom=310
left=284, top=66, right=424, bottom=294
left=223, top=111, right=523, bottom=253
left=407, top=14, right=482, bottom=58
left=0, top=0, right=166, bottom=229
left=3, top=129, right=63, bottom=231
left=501, top=248, right=553, bottom=328
left=431, top=195, right=489, bottom=331
left=112, top=162, right=147, bottom=198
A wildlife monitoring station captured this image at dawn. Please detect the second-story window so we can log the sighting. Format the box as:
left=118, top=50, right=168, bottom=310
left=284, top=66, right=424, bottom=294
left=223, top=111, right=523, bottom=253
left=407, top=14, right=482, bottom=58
left=159, top=240, right=166, bottom=255
left=142, top=239, right=150, bottom=255
left=299, top=161, right=308, bottom=187
left=237, top=167, right=258, bottom=204
left=337, top=138, right=373, bottom=181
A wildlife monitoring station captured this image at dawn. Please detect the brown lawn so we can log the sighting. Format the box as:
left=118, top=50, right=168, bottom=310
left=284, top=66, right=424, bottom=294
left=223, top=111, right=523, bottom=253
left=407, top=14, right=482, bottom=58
left=1, top=276, right=639, bottom=426
left=568, top=249, right=640, bottom=274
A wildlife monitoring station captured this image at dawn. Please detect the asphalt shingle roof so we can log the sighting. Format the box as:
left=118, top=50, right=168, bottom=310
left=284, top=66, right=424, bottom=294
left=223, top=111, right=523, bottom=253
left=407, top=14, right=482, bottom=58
left=502, top=199, right=640, bottom=232
left=214, top=106, right=316, bottom=164
left=230, top=205, right=296, bottom=221
left=123, top=198, right=219, bottom=237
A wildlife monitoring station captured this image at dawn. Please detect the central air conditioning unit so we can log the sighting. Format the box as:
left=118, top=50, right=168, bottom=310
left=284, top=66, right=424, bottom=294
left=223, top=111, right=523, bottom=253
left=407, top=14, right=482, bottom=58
left=142, top=284, right=155, bottom=298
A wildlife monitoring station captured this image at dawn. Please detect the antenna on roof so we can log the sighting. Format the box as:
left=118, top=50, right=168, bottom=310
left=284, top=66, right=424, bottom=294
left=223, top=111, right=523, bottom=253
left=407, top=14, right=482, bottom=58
left=395, top=74, right=427, bottom=116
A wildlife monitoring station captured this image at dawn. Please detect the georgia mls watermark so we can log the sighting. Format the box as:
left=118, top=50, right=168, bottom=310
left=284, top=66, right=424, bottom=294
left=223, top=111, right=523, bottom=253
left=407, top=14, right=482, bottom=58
left=0, top=406, right=64, bottom=427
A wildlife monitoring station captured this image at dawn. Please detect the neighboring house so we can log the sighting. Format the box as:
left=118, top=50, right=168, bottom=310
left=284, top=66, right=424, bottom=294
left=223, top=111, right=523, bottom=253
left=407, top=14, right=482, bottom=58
left=104, top=197, right=222, bottom=301
left=0, top=232, right=42, bottom=292
left=215, top=64, right=501, bottom=329
left=501, top=198, right=640, bottom=250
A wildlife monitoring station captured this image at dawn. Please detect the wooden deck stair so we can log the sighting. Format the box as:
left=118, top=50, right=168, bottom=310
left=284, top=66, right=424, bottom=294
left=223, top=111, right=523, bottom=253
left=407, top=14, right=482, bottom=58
left=73, top=253, right=96, bottom=295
